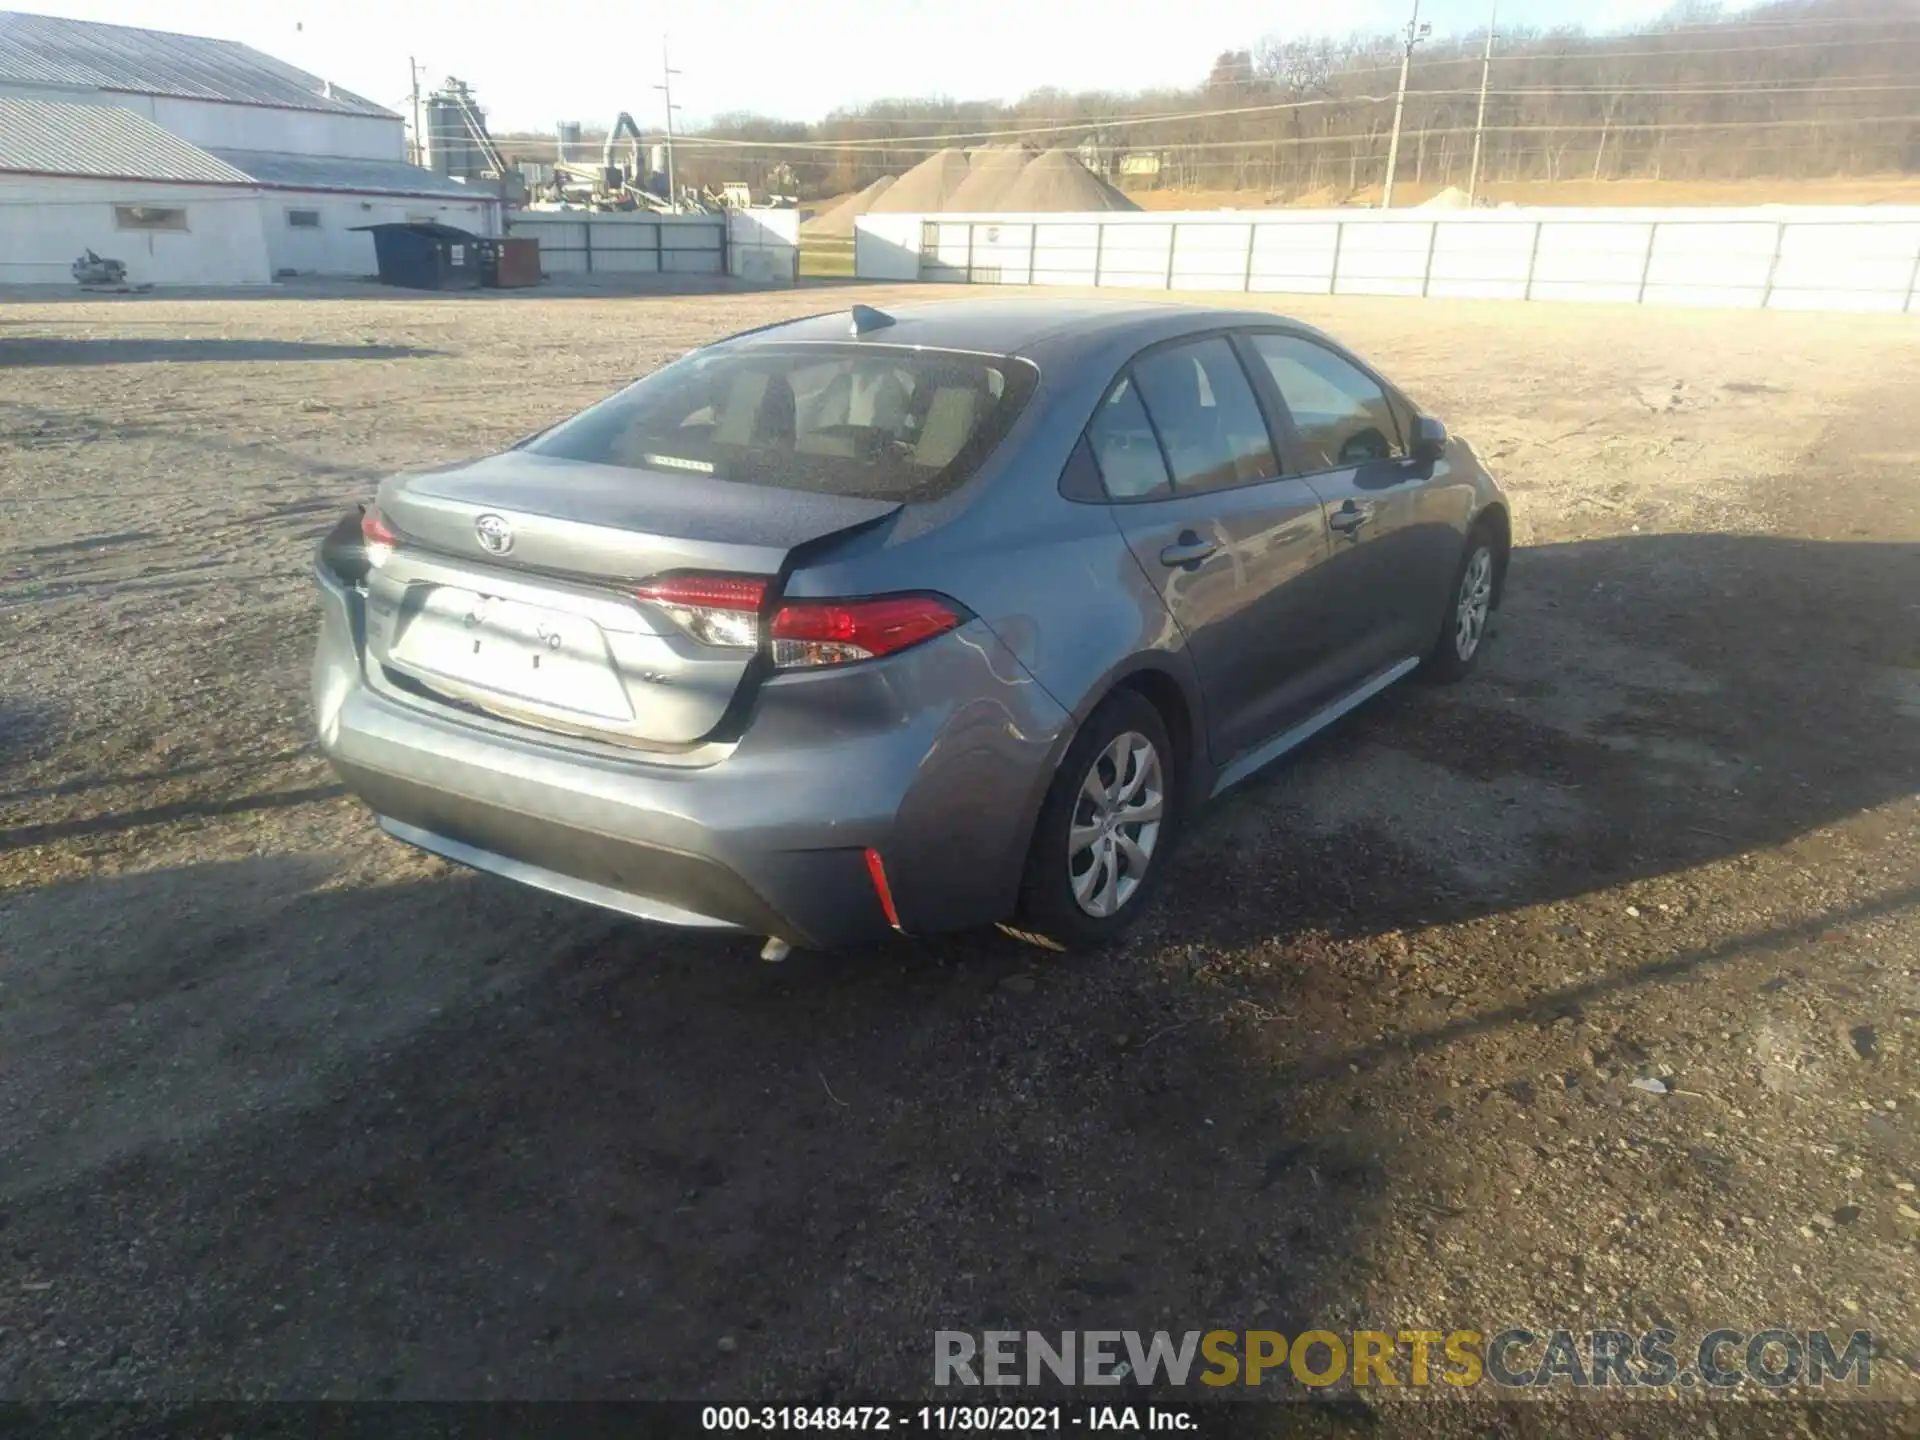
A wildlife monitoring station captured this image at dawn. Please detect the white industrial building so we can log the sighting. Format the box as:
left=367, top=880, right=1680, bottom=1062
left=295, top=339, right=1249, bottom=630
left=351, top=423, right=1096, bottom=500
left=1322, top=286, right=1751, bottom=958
left=0, top=10, right=500, bottom=285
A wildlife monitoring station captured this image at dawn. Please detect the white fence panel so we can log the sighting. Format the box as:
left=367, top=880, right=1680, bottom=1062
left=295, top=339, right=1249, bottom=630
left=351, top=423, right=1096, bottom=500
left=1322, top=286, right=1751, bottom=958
left=1170, top=223, right=1253, bottom=291
left=1248, top=222, right=1340, bottom=294
left=857, top=205, right=1920, bottom=314
left=1427, top=219, right=1536, bottom=299
left=967, top=222, right=1036, bottom=284
left=727, top=208, right=799, bottom=282
left=1331, top=221, right=1431, bottom=297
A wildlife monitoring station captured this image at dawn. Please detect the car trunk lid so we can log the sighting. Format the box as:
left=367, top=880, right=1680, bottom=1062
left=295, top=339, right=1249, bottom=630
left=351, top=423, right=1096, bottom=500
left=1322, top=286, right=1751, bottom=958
left=363, top=453, right=899, bottom=747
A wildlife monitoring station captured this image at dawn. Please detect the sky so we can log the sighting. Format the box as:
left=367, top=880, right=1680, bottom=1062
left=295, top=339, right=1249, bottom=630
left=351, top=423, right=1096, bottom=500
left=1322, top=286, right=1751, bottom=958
left=30, top=0, right=1682, bottom=130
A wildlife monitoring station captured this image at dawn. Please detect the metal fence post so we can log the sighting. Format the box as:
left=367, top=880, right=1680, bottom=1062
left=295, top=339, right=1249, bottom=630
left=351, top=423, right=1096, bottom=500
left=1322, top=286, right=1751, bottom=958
left=1329, top=220, right=1344, bottom=295
left=1164, top=222, right=1179, bottom=290
left=1421, top=220, right=1439, bottom=299
left=583, top=220, right=593, bottom=275
left=1027, top=223, right=1038, bottom=285
left=1636, top=221, right=1659, bottom=305
left=1093, top=223, right=1105, bottom=288
left=1242, top=223, right=1257, bottom=293
left=1760, top=220, right=1786, bottom=310
left=966, top=222, right=976, bottom=284
left=1522, top=220, right=1543, bottom=301
left=1904, top=230, right=1920, bottom=314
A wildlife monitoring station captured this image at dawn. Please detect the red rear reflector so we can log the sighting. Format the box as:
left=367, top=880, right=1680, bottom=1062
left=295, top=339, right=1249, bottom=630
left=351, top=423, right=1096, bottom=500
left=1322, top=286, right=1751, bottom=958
left=769, top=595, right=962, bottom=669
left=635, top=574, right=770, bottom=649
left=864, top=846, right=901, bottom=930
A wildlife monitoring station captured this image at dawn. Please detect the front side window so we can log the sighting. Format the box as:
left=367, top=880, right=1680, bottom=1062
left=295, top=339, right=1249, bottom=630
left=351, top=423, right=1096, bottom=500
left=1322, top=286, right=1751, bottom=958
left=1129, top=337, right=1281, bottom=495
left=1248, top=333, right=1406, bottom=471
left=529, top=344, right=1035, bottom=503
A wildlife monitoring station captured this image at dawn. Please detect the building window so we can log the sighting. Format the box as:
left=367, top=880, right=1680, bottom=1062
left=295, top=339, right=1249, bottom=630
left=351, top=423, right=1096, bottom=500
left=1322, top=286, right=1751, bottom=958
left=287, top=208, right=322, bottom=229
left=114, top=204, right=188, bottom=232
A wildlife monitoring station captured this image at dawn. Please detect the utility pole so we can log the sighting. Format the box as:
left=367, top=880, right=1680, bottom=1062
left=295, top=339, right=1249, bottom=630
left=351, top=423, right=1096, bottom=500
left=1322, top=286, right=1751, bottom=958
left=408, top=56, right=425, bottom=168
left=655, top=38, right=681, bottom=212
left=1380, top=0, right=1430, bottom=209
left=1467, top=4, right=1496, bottom=206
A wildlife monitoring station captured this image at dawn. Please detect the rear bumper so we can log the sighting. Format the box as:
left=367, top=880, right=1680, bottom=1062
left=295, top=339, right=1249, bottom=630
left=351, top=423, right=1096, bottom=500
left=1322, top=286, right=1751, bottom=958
left=312, top=568, right=1071, bottom=948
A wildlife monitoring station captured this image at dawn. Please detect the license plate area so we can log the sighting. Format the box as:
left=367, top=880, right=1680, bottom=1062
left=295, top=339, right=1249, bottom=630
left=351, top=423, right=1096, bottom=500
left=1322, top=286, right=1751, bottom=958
left=387, top=586, right=633, bottom=721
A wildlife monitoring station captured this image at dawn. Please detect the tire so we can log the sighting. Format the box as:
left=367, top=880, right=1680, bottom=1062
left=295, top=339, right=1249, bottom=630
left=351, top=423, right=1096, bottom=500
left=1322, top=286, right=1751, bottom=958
left=1422, top=524, right=1499, bottom=684
left=1011, top=689, right=1178, bottom=951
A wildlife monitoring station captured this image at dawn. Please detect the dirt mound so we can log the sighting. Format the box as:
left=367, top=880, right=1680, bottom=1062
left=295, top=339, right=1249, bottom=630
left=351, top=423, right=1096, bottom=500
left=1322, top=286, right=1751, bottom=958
left=1421, top=184, right=1472, bottom=210
left=869, top=149, right=971, bottom=212
left=801, top=175, right=894, bottom=238
left=1289, top=184, right=1347, bottom=208
left=942, top=144, right=1037, bottom=213
left=996, top=149, right=1138, bottom=213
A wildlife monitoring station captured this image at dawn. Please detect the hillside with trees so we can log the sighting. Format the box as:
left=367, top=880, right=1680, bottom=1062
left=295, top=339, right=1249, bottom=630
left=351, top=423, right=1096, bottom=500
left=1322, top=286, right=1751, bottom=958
left=658, top=0, right=1917, bottom=202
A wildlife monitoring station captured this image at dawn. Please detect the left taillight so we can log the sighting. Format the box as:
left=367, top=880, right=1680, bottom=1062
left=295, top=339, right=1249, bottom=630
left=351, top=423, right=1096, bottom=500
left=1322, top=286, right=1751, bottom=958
left=359, top=505, right=397, bottom=569
left=319, top=504, right=394, bottom=586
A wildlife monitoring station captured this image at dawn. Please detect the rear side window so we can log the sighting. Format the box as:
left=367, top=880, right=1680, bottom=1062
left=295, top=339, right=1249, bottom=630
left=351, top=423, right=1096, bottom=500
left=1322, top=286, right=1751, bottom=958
left=1086, top=377, right=1172, bottom=501
left=1130, top=338, right=1280, bottom=494
left=1248, top=333, right=1405, bottom=471
left=530, top=344, right=1036, bottom=502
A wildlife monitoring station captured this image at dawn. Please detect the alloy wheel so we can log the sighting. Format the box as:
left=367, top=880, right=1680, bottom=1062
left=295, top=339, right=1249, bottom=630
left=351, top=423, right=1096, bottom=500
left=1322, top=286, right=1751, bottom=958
left=1455, top=546, right=1494, bottom=662
left=1067, top=730, right=1164, bottom=918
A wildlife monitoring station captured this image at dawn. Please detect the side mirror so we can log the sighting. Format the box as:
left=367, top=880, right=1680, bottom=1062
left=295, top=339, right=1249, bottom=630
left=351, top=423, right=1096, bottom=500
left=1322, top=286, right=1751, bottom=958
left=1411, top=415, right=1448, bottom=464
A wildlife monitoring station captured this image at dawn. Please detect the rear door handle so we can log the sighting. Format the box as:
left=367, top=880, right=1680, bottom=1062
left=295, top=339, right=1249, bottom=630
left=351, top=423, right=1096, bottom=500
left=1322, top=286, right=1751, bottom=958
left=1160, top=533, right=1219, bottom=569
left=1329, top=502, right=1375, bottom=535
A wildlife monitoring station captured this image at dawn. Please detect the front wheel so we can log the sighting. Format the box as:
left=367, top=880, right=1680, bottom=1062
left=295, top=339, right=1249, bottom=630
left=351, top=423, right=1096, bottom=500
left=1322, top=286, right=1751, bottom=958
left=1010, top=690, right=1176, bottom=951
left=1422, top=527, right=1498, bottom=684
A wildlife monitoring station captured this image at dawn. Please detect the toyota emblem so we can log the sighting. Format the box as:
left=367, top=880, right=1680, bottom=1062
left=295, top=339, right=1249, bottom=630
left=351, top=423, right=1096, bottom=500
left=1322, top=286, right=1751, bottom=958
left=474, top=513, right=513, bottom=556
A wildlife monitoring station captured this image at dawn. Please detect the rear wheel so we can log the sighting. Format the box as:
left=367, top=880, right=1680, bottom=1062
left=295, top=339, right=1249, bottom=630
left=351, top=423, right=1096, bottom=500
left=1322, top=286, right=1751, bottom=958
left=1011, top=690, right=1176, bottom=951
left=1422, top=526, right=1498, bottom=684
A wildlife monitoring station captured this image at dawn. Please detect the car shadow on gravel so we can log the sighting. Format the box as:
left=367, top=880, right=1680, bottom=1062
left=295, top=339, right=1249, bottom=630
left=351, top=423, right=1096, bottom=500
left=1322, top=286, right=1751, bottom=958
left=0, top=338, right=440, bottom=367
left=1170, top=531, right=1920, bottom=949
left=0, top=856, right=1380, bottom=1401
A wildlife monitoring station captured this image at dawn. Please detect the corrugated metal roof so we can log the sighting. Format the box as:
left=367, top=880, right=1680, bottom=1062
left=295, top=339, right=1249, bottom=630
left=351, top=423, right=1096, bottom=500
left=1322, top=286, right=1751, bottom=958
left=0, top=95, right=253, bottom=183
left=0, top=11, right=396, bottom=118
left=212, top=148, right=487, bottom=200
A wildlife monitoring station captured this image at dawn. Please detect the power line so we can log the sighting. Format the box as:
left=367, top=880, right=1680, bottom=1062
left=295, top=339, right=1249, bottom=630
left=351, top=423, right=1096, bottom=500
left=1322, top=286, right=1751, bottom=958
left=676, top=87, right=1920, bottom=156
left=694, top=112, right=1917, bottom=163
left=746, top=72, right=1920, bottom=130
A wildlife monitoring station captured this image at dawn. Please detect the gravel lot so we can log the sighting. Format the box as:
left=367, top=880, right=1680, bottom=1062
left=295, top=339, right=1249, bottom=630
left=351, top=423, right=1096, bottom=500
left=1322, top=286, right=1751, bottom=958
left=1, top=281, right=1917, bottom=1420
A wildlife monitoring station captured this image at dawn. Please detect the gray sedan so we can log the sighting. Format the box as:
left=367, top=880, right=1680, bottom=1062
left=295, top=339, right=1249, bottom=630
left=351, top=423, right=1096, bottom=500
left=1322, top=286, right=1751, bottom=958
left=312, top=299, right=1510, bottom=953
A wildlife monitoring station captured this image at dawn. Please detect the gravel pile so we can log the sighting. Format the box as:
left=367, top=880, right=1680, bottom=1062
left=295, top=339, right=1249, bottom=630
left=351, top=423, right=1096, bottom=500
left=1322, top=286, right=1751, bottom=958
left=868, top=148, right=971, bottom=213
left=995, top=148, right=1139, bottom=213
left=801, top=175, right=894, bottom=238
left=941, top=144, right=1037, bottom=213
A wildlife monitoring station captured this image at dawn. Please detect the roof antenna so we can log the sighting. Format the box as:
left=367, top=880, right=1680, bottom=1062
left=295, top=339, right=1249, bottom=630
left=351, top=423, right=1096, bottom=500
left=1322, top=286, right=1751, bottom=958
left=849, top=304, right=895, bottom=337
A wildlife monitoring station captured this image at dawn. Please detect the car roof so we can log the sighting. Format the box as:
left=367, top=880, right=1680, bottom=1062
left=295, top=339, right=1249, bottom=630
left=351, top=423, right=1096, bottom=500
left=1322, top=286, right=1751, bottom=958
left=725, top=297, right=1318, bottom=361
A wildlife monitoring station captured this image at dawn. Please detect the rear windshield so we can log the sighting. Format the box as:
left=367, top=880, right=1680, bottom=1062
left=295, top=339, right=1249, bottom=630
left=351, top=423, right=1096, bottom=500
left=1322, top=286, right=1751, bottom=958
left=528, top=343, right=1038, bottom=502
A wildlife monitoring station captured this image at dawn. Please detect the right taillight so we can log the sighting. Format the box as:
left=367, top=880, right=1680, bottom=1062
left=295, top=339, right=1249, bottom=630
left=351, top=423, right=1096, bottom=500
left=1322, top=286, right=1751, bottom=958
left=769, top=594, right=964, bottom=669
left=635, top=574, right=770, bottom=649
